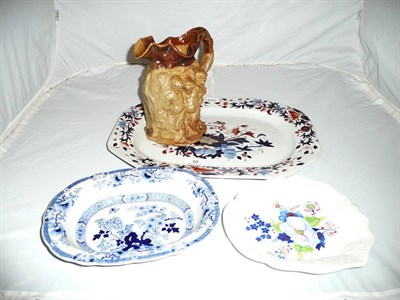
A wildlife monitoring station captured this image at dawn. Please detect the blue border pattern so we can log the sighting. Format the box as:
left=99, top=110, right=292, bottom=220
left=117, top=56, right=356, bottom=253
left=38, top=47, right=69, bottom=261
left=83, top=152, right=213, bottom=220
left=41, top=167, right=219, bottom=265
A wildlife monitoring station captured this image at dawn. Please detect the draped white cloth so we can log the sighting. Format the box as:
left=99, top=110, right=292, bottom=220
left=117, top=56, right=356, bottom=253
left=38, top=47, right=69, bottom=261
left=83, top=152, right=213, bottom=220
left=1, top=1, right=399, bottom=299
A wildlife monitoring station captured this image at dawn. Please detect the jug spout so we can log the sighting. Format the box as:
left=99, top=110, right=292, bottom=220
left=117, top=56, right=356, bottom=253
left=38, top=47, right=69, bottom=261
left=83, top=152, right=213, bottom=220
left=133, top=27, right=213, bottom=71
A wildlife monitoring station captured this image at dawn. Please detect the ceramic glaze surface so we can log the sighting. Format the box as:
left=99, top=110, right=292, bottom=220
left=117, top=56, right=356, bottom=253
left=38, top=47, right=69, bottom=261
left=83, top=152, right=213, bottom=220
left=222, top=176, right=375, bottom=274
left=133, top=27, right=214, bottom=146
left=133, top=27, right=213, bottom=70
left=41, top=167, right=219, bottom=265
left=107, top=98, right=322, bottom=178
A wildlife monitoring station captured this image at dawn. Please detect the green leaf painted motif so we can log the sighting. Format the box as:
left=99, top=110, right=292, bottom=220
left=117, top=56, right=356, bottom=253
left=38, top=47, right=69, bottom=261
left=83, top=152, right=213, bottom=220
left=294, top=244, right=314, bottom=257
left=272, top=220, right=282, bottom=232
left=304, top=216, right=325, bottom=227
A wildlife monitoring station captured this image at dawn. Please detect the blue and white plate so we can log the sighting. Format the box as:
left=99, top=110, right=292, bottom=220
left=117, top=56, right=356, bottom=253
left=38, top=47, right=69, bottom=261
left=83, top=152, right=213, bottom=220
left=41, top=167, right=219, bottom=266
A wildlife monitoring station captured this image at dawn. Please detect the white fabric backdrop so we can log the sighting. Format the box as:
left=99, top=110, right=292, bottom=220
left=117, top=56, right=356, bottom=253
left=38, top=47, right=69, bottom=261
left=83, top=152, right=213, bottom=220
left=359, top=0, right=400, bottom=109
left=0, top=0, right=56, bottom=137
left=48, top=0, right=364, bottom=86
left=1, top=1, right=399, bottom=299
left=1, top=63, right=399, bottom=299
left=2, top=0, right=399, bottom=145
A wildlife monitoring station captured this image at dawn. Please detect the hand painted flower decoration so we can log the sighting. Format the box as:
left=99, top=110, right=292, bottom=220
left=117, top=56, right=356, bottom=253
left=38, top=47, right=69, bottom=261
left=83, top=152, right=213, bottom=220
left=279, top=209, right=303, bottom=222
left=303, top=201, right=320, bottom=215
left=245, top=201, right=338, bottom=259
left=280, top=216, right=320, bottom=248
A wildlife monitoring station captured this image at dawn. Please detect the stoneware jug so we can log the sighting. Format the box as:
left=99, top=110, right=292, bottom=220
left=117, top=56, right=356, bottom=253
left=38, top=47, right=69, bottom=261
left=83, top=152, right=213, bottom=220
left=133, top=27, right=214, bottom=146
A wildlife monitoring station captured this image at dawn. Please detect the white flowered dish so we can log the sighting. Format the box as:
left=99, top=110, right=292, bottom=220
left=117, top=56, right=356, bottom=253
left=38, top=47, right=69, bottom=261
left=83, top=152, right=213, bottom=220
left=41, top=167, right=219, bottom=266
left=222, top=176, right=375, bottom=274
left=107, top=98, right=322, bottom=179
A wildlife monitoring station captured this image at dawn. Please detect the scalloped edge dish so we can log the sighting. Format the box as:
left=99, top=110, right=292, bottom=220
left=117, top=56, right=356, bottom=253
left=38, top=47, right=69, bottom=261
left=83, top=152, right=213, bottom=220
left=107, top=98, right=322, bottom=179
left=222, top=176, right=375, bottom=274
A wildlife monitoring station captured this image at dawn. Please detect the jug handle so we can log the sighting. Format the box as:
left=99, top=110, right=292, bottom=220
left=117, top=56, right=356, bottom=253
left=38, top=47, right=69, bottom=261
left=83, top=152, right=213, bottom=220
left=195, top=28, right=214, bottom=73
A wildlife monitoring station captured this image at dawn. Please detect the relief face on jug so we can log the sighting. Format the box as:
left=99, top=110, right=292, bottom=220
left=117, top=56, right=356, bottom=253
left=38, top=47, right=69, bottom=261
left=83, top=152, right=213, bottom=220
left=133, top=27, right=214, bottom=146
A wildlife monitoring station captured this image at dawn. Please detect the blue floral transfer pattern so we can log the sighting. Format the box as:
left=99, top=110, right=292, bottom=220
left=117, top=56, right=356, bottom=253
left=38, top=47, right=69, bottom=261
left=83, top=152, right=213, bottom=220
left=75, top=193, right=192, bottom=256
left=41, top=167, right=219, bottom=265
left=245, top=201, right=337, bottom=259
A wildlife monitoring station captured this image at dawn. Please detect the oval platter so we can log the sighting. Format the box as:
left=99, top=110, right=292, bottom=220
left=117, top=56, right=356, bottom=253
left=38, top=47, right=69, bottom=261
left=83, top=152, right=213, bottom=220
left=41, top=167, right=219, bottom=266
left=107, top=98, right=322, bottom=179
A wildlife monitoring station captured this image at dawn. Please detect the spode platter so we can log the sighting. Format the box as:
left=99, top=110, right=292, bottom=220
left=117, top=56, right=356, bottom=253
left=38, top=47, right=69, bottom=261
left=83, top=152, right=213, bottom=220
left=107, top=98, right=322, bottom=179
left=41, top=167, right=219, bottom=266
left=222, top=176, right=375, bottom=274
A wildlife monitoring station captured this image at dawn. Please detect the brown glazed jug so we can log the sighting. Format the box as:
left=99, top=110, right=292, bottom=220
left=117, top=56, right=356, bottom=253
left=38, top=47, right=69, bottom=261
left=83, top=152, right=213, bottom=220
left=133, top=27, right=214, bottom=146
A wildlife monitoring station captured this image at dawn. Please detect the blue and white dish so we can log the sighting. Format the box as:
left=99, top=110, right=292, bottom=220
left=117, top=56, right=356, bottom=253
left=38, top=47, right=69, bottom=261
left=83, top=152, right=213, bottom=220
left=41, top=167, right=219, bottom=266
